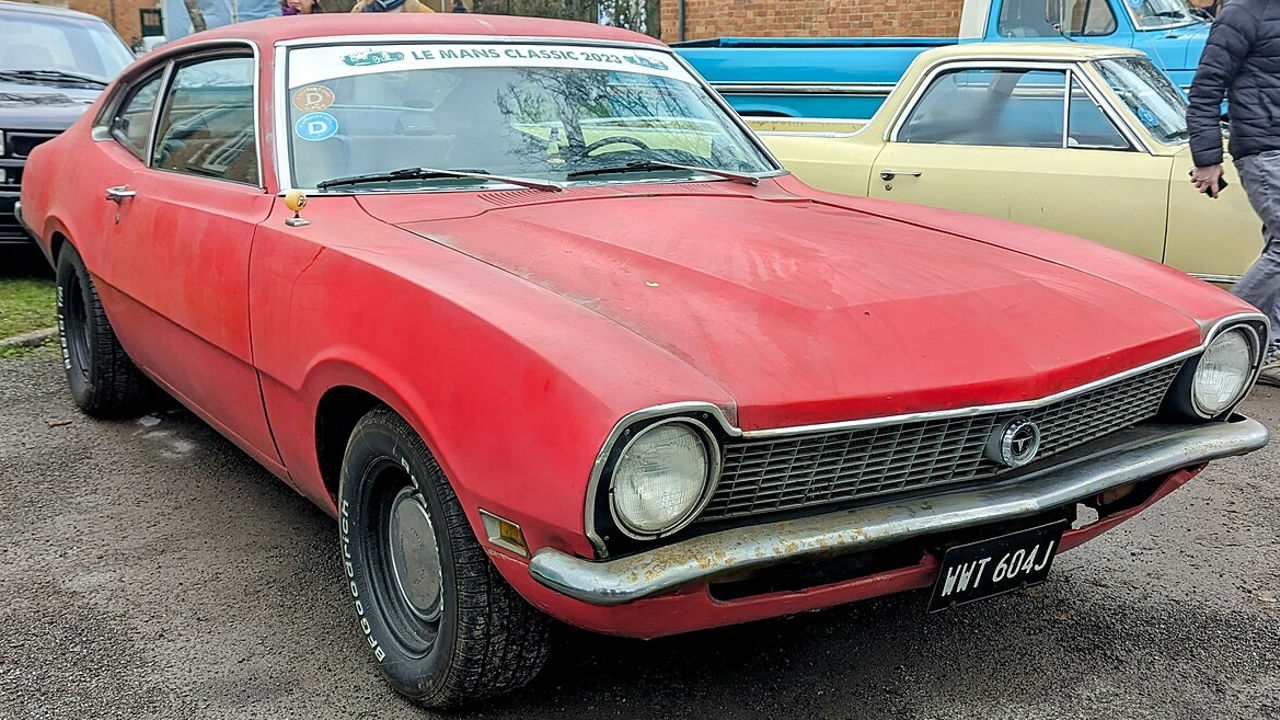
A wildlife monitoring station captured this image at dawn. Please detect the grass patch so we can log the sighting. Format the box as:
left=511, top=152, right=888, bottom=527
left=0, top=277, right=56, bottom=340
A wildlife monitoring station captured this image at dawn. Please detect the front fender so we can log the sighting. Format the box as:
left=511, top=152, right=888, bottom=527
left=250, top=201, right=734, bottom=564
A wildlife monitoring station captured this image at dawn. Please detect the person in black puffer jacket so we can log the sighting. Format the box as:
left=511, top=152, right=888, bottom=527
left=1188, top=0, right=1280, bottom=384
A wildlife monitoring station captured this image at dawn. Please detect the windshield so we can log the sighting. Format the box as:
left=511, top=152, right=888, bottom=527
left=1121, top=0, right=1202, bottom=30
left=284, top=42, right=775, bottom=191
left=0, top=10, right=133, bottom=83
left=1094, top=56, right=1188, bottom=144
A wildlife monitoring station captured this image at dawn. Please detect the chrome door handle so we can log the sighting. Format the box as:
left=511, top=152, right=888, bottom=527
left=880, top=170, right=923, bottom=181
left=104, top=185, right=137, bottom=203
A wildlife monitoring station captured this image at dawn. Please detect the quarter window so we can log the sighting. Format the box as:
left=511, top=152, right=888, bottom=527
left=1068, top=77, right=1129, bottom=149
left=109, top=72, right=162, bottom=160
left=152, top=55, right=258, bottom=185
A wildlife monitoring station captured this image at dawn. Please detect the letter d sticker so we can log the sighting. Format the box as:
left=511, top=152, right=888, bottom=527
left=296, top=112, right=338, bottom=142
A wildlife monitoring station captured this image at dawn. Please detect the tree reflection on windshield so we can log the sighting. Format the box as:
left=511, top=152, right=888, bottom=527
left=287, top=59, right=773, bottom=190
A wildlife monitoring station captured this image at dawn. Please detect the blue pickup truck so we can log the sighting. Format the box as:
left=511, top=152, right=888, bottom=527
left=674, top=0, right=1210, bottom=119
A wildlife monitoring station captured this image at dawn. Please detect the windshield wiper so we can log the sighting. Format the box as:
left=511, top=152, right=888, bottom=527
left=565, top=160, right=762, bottom=186
left=0, top=70, right=107, bottom=87
left=1150, top=10, right=1187, bottom=18
left=316, top=166, right=563, bottom=192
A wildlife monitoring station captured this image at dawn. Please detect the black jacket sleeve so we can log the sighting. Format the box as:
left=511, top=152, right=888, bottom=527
left=1187, top=1, right=1258, bottom=167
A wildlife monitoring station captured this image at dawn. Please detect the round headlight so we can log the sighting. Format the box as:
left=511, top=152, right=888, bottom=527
left=609, top=420, right=716, bottom=538
left=1192, top=328, right=1255, bottom=416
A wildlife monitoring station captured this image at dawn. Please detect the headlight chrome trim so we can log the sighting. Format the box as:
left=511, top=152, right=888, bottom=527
left=1190, top=325, right=1260, bottom=419
left=606, top=417, right=723, bottom=542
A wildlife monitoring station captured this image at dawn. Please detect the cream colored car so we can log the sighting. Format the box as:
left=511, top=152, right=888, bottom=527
left=751, top=43, right=1259, bottom=284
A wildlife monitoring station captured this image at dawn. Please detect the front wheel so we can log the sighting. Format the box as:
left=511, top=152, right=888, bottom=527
left=338, top=407, right=550, bottom=708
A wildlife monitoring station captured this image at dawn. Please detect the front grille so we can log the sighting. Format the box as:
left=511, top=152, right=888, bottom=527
left=699, top=360, right=1184, bottom=523
left=5, top=131, right=57, bottom=158
left=0, top=193, right=27, bottom=243
left=0, top=129, right=55, bottom=243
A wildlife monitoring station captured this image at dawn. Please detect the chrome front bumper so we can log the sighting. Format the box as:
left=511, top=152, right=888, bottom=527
left=530, top=417, right=1268, bottom=606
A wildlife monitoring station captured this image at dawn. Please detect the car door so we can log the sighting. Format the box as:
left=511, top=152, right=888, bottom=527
left=1164, top=153, right=1262, bottom=281
left=869, top=65, right=1172, bottom=263
left=95, top=50, right=280, bottom=465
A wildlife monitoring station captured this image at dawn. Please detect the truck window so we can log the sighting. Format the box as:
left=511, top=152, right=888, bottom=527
left=898, top=68, right=1066, bottom=148
left=998, top=0, right=1116, bottom=37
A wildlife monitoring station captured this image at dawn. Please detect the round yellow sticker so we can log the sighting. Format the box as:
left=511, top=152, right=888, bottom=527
left=291, top=85, right=335, bottom=111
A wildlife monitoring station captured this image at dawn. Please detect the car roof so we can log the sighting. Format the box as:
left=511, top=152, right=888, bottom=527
left=162, top=13, right=666, bottom=51
left=0, top=0, right=112, bottom=22
left=919, top=41, right=1145, bottom=63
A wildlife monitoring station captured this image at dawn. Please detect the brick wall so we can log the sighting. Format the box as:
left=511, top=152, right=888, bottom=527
left=660, top=0, right=965, bottom=43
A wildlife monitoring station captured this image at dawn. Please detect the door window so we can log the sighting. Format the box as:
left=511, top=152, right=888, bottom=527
left=152, top=55, right=258, bottom=185
left=109, top=72, right=163, bottom=160
left=899, top=68, right=1066, bottom=148
left=899, top=68, right=1129, bottom=151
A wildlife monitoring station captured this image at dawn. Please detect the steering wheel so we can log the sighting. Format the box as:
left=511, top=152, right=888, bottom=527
left=582, top=135, right=651, bottom=155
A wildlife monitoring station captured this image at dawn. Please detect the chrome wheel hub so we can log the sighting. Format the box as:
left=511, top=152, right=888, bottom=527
left=387, top=486, right=443, bottom=622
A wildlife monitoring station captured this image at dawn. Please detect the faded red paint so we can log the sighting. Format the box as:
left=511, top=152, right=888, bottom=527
left=19, top=15, right=1256, bottom=637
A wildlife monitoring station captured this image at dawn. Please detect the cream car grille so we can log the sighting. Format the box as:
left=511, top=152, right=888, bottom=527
left=698, top=360, right=1184, bottom=523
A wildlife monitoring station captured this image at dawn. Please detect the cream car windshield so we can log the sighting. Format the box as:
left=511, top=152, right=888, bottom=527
left=1094, top=56, right=1188, bottom=144
left=284, top=43, right=774, bottom=191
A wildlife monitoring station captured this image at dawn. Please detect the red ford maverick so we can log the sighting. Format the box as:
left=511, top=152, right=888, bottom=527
left=17, top=15, right=1270, bottom=707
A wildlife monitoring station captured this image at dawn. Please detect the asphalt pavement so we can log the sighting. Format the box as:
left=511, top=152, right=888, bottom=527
left=1, top=347, right=1278, bottom=719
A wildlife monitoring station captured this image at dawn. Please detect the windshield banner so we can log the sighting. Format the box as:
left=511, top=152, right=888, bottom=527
left=288, top=43, right=693, bottom=88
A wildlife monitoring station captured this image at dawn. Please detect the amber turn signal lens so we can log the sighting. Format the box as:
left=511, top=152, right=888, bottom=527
left=479, top=510, right=528, bottom=557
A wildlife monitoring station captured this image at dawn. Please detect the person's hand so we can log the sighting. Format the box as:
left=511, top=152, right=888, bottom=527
left=1192, top=164, right=1225, bottom=199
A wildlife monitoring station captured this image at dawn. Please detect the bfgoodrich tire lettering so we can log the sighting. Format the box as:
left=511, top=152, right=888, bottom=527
left=338, top=406, right=550, bottom=707
left=55, top=244, right=155, bottom=418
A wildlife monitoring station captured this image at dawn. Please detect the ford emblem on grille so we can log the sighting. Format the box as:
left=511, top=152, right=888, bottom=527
left=987, top=418, right=1042, bottom=468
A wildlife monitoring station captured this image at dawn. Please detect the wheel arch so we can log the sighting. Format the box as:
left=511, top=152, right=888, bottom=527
left=304, top=361, right=455, bottom=513
left=315, top=384, right=385, bottom=507
left=42, top=215, right=74, bottom=266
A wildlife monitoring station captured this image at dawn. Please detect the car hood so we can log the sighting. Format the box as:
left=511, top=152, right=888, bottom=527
left=369, top=183, right=1202, bottom=430
left=0, top=80, right=98, bottom=130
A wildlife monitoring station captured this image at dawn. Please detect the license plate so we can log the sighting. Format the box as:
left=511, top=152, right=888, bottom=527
left=927, top=522, right=1065, bottom=613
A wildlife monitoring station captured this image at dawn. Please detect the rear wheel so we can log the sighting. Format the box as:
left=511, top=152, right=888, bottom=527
left=338, top=407, right=550, bottom=708
left=55, top=244, right=155, bottom=418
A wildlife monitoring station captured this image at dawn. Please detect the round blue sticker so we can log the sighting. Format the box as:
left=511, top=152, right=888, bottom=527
left=1136, top=107, right=1159, bottom=127
left=296, top=111, right=338, bottom=141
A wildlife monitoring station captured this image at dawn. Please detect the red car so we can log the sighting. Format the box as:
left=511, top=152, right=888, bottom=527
left=16, top=14, right=1270, bottom=708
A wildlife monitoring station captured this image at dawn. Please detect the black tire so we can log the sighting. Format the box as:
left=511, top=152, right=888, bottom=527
left=55, top=244, right=155, bottom=418
left=338, top=406, right=551, bottom=708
